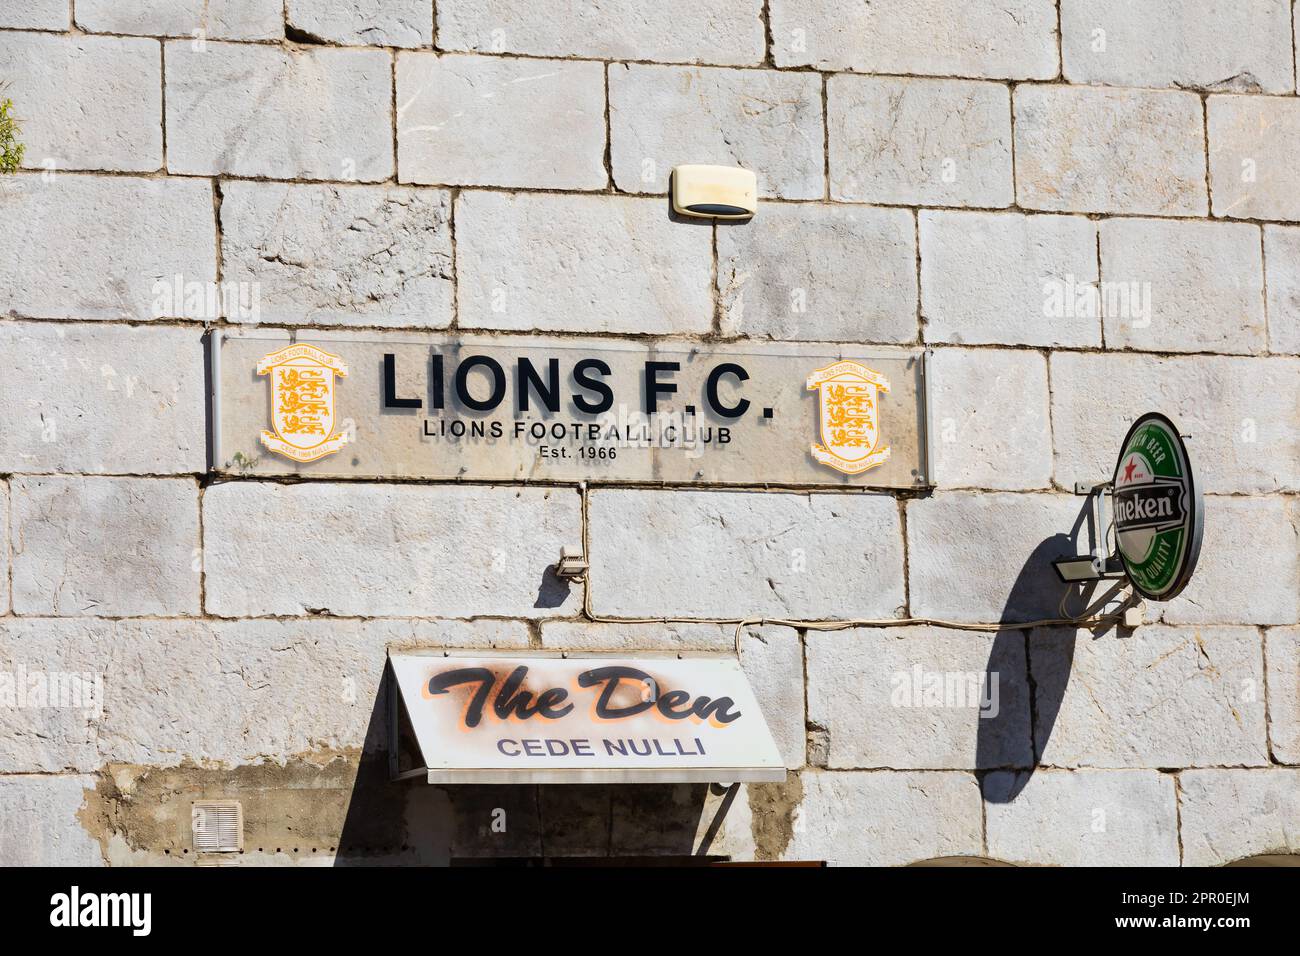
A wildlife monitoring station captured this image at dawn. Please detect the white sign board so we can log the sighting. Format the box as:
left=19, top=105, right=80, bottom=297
left=389, top=652, right=786, bottom=784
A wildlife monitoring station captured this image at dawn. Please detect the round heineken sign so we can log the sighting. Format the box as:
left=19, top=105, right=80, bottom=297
left=1112, top=413, right=1203, bottom=601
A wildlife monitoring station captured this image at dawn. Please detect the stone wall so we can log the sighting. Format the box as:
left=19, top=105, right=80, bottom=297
left=0, top=1, right=1297, bottom=866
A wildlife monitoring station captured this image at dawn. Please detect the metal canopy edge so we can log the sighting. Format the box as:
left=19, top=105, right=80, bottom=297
left=424, top=767, right=787, bottom=785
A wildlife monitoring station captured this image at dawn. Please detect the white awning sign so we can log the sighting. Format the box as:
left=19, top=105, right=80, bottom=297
left=388, top=652, right=787, bottom=785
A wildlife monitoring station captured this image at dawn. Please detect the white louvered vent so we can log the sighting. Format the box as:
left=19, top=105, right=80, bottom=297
left=192, top=800, right=243, bottom=853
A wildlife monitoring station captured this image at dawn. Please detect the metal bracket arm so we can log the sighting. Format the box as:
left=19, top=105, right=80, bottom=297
left=1053, top=480, right=1127, bottom=584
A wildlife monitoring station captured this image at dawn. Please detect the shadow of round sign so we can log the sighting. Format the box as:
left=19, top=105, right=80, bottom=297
left=1112, top=412, right=1204, bottom=601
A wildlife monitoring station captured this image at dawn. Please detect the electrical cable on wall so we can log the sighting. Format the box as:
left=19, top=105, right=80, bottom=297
left=574, top=484, right=1135, bottom=659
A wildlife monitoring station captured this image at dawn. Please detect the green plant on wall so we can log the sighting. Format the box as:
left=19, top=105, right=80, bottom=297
left=0, top=86, right=24, bottom=174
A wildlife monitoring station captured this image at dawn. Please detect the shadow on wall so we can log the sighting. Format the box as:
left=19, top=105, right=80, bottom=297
left=977, top=501, right=1125, bottom=804
left=908, top=856, right=1016, bottom=867
left=333, top=677, right=717, bottom=864
left=534, top=563, right=571, bottom=610
left=1225, top=855, right=1300, bottom=867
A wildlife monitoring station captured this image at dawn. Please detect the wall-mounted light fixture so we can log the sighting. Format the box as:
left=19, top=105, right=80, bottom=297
left=555, top=545, right=589, bottom=580
left=671, top=164, right=757, bottom=220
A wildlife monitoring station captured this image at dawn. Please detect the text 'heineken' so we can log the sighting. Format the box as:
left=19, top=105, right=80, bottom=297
left=1111, top=413, right=1203, bottom=601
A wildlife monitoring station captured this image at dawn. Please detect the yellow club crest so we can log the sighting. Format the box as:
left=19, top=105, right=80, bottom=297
left=256, top=344, right=350, bottom=463
left=806, top=360, right=891, bottom=475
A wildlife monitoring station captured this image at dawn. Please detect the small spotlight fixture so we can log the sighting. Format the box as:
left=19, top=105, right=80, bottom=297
left=555, top=545, right=589, bottom=580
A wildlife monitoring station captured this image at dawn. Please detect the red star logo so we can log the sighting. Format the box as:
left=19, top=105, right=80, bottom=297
left=1122, top=459, right=1138, bottom=482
